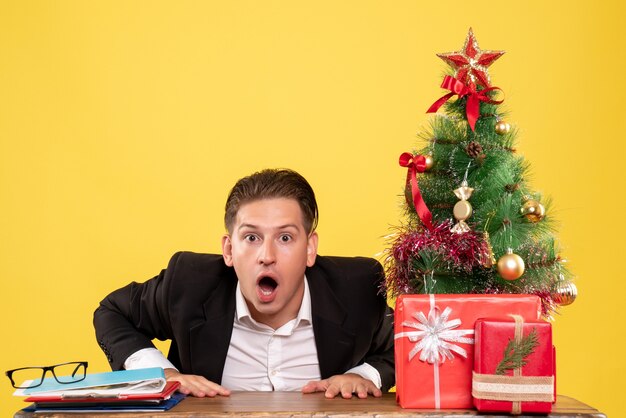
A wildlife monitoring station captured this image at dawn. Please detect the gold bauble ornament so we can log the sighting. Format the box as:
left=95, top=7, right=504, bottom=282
left=497, top=248, right=525, bottom=280
left=495, top=120, right=511, bottom=135
left=424, top=154, right=434, bottom=170
left=553, top=281, right=577, bottom=306
left=521, top=198, right=546, bottom=223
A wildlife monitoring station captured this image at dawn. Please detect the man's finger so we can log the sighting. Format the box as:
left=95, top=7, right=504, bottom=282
left=181, top=379, right=206, bottom=397
left=370, top=386, right=382, bottom=398
left=357, top=381, right=380, bottom=398
left=340, top=384, right=353, bottom=399
left=301, top=380, right=326, bottom=394
left=215, top=386, right=231, bottom=396
left=191, top=389, right=207, bottom=397
left=356, top=383, right=368, bottom=399
left=324, top=383, right=342, bottom=399
left=192, top=381, right=230, bottom=398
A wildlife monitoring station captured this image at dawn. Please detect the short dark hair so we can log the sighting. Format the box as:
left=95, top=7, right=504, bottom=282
left=224, top=169, right=319, bottom=234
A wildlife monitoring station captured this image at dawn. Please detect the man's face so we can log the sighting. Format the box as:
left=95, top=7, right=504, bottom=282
left=222, top=198, right=318, bottom=329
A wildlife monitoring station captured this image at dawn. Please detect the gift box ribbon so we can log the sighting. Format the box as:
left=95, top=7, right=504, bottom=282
left=472, top=315, right=555, bottom=414
left=471, top=373, right=555, bottom=402
left=395, top=294, right=474, bottom=408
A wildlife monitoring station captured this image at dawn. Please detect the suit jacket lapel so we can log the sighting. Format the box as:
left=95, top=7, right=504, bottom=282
left=307, top=265, right=357, bottom=379
left=188, top=272, right=237, bottom=384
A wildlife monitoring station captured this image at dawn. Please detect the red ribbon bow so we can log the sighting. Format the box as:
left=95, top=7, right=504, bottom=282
left=399, top=152, right=433, bottom=230
left=427, top=75, right=503, bottom=131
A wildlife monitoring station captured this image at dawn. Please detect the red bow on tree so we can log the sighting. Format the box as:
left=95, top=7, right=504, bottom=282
left=427, top=75, right=503, bottom=131
left=399, top=152, right=433, bottom=230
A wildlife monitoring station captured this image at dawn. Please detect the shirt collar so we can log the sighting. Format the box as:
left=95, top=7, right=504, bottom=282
left=235, top=276, right=312, bottom=332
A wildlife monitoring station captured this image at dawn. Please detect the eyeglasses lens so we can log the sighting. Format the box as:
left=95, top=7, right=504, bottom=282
left=10, top=368, right=45, bottom=389
left=53, top=362, right=87, bottom=383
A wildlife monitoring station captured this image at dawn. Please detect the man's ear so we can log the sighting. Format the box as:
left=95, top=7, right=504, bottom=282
left=306, top=231, right=318, bottom=267
left=222, top=234, right=234, bottom=266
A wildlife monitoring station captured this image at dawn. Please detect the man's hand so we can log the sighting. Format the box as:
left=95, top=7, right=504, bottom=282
left=164, top=368, right=231, bottom=398
left=301, top=373, right=382, bottom=399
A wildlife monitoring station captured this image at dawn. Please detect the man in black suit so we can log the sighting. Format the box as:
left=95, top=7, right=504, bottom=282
left=94, top=169, right=394, bottom=399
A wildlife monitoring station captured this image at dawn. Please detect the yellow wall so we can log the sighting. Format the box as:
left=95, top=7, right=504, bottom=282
left=1, top=1, right=623, bottom=416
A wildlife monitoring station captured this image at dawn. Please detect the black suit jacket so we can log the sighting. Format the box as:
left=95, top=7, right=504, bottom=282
left=94, top=252, right=395, bottom=391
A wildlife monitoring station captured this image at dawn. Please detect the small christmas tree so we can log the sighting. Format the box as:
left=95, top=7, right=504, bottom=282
left=385, top=28, right=576, bottom=316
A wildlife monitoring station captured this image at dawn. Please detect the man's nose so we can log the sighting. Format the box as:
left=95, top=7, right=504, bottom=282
left=258, top=240, right=276, bottom=265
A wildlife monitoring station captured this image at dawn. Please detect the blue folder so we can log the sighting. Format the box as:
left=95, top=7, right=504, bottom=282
left=22, top=392, right=186, bottom=413
left=20, top=367, right=166, bottom=396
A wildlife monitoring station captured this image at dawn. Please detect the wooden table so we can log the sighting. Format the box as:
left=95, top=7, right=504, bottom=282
left=14, top=392, right=606, bottom=417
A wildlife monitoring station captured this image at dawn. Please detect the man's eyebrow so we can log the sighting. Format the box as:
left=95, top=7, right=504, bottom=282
left=276, top=224, right=299, bottom=230
left=237, top=223, right=258, bottom=231
left=237, top=223, right=300, bottom=231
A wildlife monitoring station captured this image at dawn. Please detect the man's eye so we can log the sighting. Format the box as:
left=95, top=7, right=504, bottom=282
left=244, top=235, right=258, bottom=242
left=280, top=235, right=292, bottom=242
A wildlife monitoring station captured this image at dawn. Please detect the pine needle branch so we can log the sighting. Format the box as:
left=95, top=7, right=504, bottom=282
left=495, top=328, right=539, bottom=375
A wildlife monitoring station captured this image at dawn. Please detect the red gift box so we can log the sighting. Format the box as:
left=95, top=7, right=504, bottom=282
left=394, top=294, right=541, bottom=409
left=472, top=316, right=556, bottom=414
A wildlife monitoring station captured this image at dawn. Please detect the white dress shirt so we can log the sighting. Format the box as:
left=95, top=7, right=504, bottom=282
left=124, top=278, right=381, bottom=390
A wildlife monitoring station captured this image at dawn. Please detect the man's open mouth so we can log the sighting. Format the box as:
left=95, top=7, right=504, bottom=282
left=258, top=276, right=278, bottom=297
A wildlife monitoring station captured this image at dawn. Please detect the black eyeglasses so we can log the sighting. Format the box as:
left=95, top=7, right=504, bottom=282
left=5, top=361, right=88, bottom=389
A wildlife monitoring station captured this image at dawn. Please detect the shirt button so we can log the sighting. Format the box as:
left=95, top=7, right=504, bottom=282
left=271, top=370, right=277, bottom=376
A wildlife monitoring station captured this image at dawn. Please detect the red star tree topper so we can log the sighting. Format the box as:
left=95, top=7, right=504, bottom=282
left=437, top=28, right=504, bottom=88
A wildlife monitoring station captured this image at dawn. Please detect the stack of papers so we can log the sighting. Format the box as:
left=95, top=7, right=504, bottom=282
left=14, top=367, right=185, bottom=413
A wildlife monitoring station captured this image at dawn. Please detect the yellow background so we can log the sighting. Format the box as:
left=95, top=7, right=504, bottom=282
left=1, top=1, right=623, bottom=416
